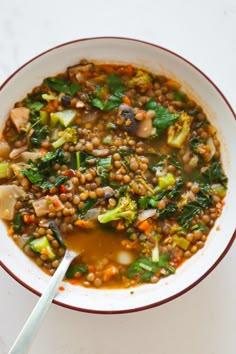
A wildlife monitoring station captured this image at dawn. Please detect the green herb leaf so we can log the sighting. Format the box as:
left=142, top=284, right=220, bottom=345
left=158, top=202, right=178, bottom=219
left=202, top=158, right=228, bottom=186
left=127, top=255, right=175, bottom=282
left=177, top=189, right=213, bottom=228
left=104, top=93, right=124, bottom=111
left=44, top=77, right=81, bottom=96
left=158, top=254, right=175, bottom=273
left=29, top=124, right=49, bottom=147
left=66, top=264, right=88, bottom=279
left=21, top=149, right=68, bottom=189
left=145, top=98, right=179, bottom=136
left=25, top=101, right=44, bottom=111
left=21, top=167, right=43, bottom=185
left=48, top=221, right=66, bottom=248
left=39, top=176, right=68, bottom=189
left=80, top=197, right=98, bottom=214
left=91, top=98, right=105, bottom=110
left=107, top=73, right=125, bottom=94
left=13, top=212, right=23, bottom=232
left=173, top=90, right=186, bottom=101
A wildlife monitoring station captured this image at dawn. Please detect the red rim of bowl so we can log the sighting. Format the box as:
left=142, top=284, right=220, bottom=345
left=0, top=36, right=235, bottom=314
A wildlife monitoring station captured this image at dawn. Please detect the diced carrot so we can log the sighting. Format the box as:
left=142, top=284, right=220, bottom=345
left=103, top=264, right=118, bottom=282
left=8, top=226, right=14, bottom=236
left=122, top=96, right=131, bottom=106
left=121, top=239, right=138, bottom=250
left=123, top=65, right=133, bottom=77
left=43, top=100, right=58, bottom=113
left=137, top=219, right=151, bottom=232
left=99, top=64, right=115, bottom=74
left=74, top=219, right=95, bottom=229
left=58, top=286, right=65, bottom=291
left=23, top=214, right=32, bottom=224
left=53, top=200, right=61, bottom=208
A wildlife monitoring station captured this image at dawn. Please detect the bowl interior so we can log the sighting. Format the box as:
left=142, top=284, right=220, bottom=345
left=0, top=37, right=236, bottom=313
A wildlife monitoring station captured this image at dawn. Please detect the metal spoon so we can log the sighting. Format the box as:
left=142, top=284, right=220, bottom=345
left=9, top=249, right=78, bottom=354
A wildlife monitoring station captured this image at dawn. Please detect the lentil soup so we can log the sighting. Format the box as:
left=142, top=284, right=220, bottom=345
left=0, top=60, right=227, bottom=289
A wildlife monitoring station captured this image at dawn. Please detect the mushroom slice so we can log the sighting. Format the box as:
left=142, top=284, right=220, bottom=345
left=10, top=107, right=30, bottom=133
left=0, top=185, right=26, bottom=220
left=9, top=146, right=28, bottom=160
left=21, top=151, right=42, bottom=162
left=67, top=63, right=94, bottom=83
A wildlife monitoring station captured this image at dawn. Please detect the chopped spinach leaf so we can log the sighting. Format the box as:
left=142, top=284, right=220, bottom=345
left=44, top=77, right=81, bottom=96
left=202, top=158, right=228, bottom=186
left=66, top=264, right=88, bottom=279
left=39, top=176, right=68, bottom=189
left=24, top=100, right=44, bottom=111
left=158, top=253, right=175, bottom=273
left=48, top=221, right=66, bottom=248
left=29, top=124, right=49, bottom=147
left=13, top=212, right=23, bottom=232
left=91, top=97, right=105, bottom=110
left=80, top=197, right=98, bottom=214
left=104, top=92, right=124, bottom=111
left=21, top=149, right=68, bottom=189
left=107, top=73, right=125, bottom=94
left=173, top=90, right=186, bottom=101
left=177, top=189, right=213, bottom=228
left=158, top=202, right=178, bottom=219
left=127, top=255, right=175, bottom=282
left=145, top=98, right=179, bottom=136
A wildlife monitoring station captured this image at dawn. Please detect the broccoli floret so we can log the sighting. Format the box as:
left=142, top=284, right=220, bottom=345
left=52, top=127, right=78, bottom=149
left=167, top=112, right=192, bottom=148
left=128, top=70, right=152, bottom=90
left=98, top=194, right=137, bottom=226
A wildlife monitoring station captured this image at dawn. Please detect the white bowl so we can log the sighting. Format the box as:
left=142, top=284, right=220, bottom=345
left=0, top=37, right=236, bottom=314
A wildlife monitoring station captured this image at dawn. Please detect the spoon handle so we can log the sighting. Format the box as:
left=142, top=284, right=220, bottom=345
left=9, top=250, right=77, bottom=354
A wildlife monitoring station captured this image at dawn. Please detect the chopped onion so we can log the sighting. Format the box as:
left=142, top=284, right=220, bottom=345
left=154, top=165, right=167, bottom=177
left=206, top=136, right=216, bottom=161
left=83, top=208, right=101, bottom=221
left=0, top=141, right=10, bottom=158
left=9, top=146, right=27, bottom=159
left=136, top=209, right=156, bottom=223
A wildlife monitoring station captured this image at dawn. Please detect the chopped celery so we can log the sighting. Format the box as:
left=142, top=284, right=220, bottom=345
left=29, top=236, right=56, bottom=260
left=42, top=93, right=57, bottom=102
left=0, top=161, right=9, bottom=178
left=155, top=173, right=176, bottom=192
left=151, top=235, right=160, bottom=262
left=50, top=109, right=76, bottom=127
left=97, top=156, right=112, bottom=171
left=39, top=110, right=48, bottom=125
left=102, top=136, right=114, bottom=145
left=173, top=235, right=190, bottom=250
left=211, top=183, right=226, bottom=198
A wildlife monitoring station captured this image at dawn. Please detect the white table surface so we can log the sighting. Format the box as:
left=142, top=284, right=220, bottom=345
left=0, top=0, right=235, bottom=353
